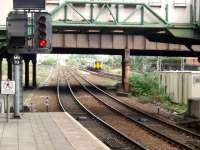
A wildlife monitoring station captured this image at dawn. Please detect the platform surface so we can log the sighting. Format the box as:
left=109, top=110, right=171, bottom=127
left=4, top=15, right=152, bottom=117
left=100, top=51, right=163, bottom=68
left=0, top=112, right=110, bottom=150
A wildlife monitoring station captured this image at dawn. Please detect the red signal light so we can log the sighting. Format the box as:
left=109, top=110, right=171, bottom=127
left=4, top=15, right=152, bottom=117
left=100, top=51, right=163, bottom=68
left=39, top=39, right=47, bottom=48
left=38, top=16, right=47, bottom=48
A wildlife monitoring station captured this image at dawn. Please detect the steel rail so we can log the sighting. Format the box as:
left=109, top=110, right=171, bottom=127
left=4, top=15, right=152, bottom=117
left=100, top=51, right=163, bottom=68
left=57, top=70, right=147, bottom=150
left=72, top=70, right=198, bottom=150
left=77, top=69, right=200, bottom=139
left=81, top=68, right=121, bottom=80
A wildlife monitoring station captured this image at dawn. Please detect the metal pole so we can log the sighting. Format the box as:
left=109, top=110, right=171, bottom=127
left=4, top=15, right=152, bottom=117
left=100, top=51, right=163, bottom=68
left=4, top=98, right=6, bottom=113
left=6, top=95, right=9, bottom=122
left=14, top=55, right=21, bottom=118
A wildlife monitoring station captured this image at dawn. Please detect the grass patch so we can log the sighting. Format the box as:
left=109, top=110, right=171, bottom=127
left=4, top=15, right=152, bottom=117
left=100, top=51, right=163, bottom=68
left=130, top=73, right=187, bottom=113
left=160, top=96, right=187, bottom=113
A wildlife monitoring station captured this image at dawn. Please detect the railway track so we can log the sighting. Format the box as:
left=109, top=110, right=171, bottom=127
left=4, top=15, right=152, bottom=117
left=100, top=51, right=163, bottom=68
left=57, top=71, right=147, bottom=150
left=81, top=68, right=121, bottom=80
left=69, top=69, right=200, bottom=150
left=67, top=71, right=180, bottom=149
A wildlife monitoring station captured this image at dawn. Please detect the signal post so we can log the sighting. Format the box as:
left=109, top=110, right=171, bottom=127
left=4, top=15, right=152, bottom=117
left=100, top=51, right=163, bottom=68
left=6, top=0, right=52, bottom=118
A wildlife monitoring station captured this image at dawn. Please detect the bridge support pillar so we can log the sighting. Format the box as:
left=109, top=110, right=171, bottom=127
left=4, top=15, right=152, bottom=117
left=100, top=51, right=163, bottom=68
left=32, top=56, right=37, bottom=88
left=24, top=59, right=30, bottom=88
left=122, top=49, right=130, bottom=93
left=7, top=58, right=13, bottom=80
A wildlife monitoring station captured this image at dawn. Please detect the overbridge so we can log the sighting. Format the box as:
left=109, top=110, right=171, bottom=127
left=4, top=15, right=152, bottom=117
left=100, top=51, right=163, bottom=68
left=49, top=0, right=200, bottom=57
left=0, top=0, right=200, bottom=56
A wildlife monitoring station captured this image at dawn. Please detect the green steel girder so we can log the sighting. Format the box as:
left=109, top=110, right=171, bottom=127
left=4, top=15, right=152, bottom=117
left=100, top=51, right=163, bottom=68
left=52, top=21, right=167, bottom=29
left=50, top=1, right=168, bottom=25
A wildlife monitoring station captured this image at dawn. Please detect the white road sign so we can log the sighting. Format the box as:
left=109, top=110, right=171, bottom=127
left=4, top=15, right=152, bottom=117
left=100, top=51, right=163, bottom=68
left=1, top=81, right=15, bottom=95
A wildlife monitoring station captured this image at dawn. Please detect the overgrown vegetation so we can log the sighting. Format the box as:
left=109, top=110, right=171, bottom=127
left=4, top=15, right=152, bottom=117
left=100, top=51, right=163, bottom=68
left=130, top=73, right=159, bottom=97
left=130, top=73, right=187, bottom=113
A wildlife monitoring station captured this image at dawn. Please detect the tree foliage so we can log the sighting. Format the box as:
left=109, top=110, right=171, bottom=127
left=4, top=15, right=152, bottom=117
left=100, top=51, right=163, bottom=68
left=104, top=56, right=121, bottom=68
left=130, top=56, right=183, bottom=72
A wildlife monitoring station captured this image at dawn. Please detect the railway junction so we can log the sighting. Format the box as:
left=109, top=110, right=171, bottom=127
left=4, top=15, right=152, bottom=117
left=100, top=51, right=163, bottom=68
left=0, top=0, right=200, bottom=149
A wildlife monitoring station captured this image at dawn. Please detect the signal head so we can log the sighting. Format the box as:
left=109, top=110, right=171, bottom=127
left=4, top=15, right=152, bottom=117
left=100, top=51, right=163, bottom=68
left=34, top=12, right=52, bottom=53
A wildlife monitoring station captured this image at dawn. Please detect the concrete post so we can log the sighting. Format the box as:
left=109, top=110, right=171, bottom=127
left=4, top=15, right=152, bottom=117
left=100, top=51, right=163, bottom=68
left=24, top=59, right=30, bottom=88
left=7, top=58, right=12, bottom=80
left=122, top=49, right=130, bottom=92
left=32, top=57, right=37, bottom=87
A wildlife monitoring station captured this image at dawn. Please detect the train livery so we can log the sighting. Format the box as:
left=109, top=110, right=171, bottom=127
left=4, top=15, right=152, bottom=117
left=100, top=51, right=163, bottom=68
left=87, top=61, right=103, bottom=71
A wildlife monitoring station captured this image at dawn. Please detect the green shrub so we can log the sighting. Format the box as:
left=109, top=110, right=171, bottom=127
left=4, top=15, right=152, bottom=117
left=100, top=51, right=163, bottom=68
left=130, top=73, right=187, bottom=113
left=130, top=73, right=159, bottom=97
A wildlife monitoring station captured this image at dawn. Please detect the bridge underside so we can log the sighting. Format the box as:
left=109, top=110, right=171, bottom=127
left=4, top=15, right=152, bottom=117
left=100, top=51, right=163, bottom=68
left=52, top=47, right=200, bottom=57
left=1, top=48, right=200, bottom=57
